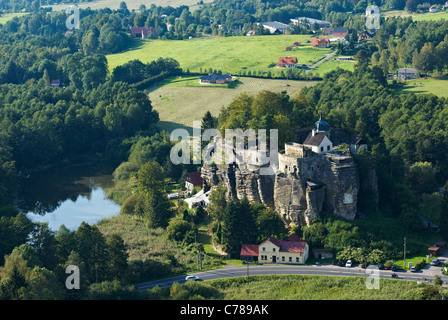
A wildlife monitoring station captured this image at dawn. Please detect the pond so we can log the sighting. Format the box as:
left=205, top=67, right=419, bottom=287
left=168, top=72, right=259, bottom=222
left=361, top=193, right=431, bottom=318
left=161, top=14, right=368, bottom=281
left=17, top=165, right=121, bottom=231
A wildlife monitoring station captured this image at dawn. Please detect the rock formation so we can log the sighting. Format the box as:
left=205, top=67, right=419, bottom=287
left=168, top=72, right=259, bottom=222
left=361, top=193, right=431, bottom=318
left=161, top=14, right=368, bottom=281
left=201, top=141, right=359, bottom=227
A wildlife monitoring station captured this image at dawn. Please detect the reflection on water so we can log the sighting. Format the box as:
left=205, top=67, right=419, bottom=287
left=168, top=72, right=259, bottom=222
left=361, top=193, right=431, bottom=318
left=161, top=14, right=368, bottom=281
left=17, top=165, right=121, bottom=231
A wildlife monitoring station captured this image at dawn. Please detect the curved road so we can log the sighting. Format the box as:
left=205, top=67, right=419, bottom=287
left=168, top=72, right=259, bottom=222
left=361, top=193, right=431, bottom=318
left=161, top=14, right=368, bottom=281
left=137, top=264, right=448, bottom=291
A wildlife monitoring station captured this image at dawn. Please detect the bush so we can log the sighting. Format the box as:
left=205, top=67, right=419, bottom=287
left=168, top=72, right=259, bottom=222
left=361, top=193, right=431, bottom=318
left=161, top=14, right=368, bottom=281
left=120, top=194, right=137, bottom=215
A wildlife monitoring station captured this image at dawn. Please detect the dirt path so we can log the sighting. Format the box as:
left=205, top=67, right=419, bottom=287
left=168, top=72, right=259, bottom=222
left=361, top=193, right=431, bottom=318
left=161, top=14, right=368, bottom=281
left=306, top=49, right=337, bottom=73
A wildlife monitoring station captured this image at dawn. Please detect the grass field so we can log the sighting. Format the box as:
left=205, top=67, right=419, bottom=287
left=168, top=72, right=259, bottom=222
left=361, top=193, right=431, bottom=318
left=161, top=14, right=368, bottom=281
left=383, top=10, right=448, bottom=21
left=209, top=274, right=447, bottom=300
left=147, top=76, right=318, bottom=133
left=107, top=35, right=331, bottom=75
left=45, top=0, right=212, bottom=11
left=0, top=12, right=29, bottom=24
left=394, top=77, right=448, bottom=98
left=311, top=57, right=355, bottom=76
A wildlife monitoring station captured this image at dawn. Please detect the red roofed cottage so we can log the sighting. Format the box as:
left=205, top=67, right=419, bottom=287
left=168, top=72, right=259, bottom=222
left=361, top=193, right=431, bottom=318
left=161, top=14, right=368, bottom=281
left=278, top=56, right=298, bottom=68
left=241, top=235, right=309, bottom=264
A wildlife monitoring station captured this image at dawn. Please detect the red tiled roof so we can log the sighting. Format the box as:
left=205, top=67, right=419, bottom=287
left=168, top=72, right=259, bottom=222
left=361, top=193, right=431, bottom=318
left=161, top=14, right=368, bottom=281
left=186, top=172, right=203, bottom=186
left=278, top=57, right=297, bottom=65
left=286, top=233, right=301, bottom=242
left=260, top=236, right=307, bottom=253
left=240, top=244, right=259, bottom=256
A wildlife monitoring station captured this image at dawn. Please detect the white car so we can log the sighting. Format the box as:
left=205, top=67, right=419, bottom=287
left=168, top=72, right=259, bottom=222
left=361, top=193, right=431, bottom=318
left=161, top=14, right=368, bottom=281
left=345, top=260, right=353, bottom=268
left=185, top=275, right=201, bottom=281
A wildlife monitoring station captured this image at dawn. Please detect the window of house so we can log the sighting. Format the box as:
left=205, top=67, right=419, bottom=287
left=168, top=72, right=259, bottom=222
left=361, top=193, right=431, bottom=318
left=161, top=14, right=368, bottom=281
left=282, top=256, right=285, bottom=261
left=327, top=145, right=330, bottom=151
left=273, top=248, right=275, bottom=252
left=321, top=146, right=324, bottom=152
left=262, top=247, right=265, bottom=251
left=296, top=257, right=300, bottom=262
left=289, top=257, right=292, bottom=262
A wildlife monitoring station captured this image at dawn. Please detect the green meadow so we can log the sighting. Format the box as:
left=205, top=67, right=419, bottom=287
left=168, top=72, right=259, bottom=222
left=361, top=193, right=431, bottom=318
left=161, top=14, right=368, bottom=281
left=394, top=78, right=448, bottom=98
left=107, top=35, right=332, bottom=75
left=0, top=12, right=29, bottom=24
left=209, top=275, right=448, bottom=300
left=147, top=76, right=318, bottom=133
left=383, top=10, right=448, bottom=21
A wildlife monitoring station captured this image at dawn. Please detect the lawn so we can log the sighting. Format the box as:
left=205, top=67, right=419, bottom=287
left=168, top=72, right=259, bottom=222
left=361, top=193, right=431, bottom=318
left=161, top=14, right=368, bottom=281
left=147, top=76, right=318, bottom=133
left=383, top=10, right=448, bottom=21
left=0, top=12, right=29, bottom=24
left=106, top=35, right=331, bottom=75
left=394, top=78, right=448, bottom=98
left=209, top=274, right=448, bottom=300
left=311, top=57, right=355, bottom=76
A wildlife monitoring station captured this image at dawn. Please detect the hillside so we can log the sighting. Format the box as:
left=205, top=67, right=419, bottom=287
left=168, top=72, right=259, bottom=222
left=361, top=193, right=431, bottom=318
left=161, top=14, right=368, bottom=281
left=106, top=35, right=333, bottom=75
left=147, top=76, right=318, bottom=132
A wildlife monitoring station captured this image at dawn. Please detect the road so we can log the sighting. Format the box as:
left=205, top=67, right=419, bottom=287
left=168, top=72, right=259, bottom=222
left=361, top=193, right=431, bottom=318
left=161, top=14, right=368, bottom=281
left=305, top=49, right=337, bottom=73
left=137, top=263, right=448, bottom=291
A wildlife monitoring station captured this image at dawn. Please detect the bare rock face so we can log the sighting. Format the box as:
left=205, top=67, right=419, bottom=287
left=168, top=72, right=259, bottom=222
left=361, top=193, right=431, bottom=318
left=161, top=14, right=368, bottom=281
left=201, top=151, right=360, bottom=227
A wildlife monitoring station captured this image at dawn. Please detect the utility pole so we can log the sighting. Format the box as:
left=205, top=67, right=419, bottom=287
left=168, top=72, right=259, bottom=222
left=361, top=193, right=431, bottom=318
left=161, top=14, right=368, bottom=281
left=195, top=232, right=199, bottom=270
left=404, top=237, right=406, bottom=271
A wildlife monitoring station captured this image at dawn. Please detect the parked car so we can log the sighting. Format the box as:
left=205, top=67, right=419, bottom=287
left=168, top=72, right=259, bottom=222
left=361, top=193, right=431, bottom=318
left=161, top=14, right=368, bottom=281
left=391, top=265, right=398, bottom=271
left=185, top=276, right=202, bottom=281
left=361, top=263, right=367, bottom=268
left=384, top=265, right=391, bottom=270
left=337, top=261, right=344, bottom=267
left=345, top=260, right=353, bottom=267
left=431, top=259, right=440, bottom=266
left=410, top=266, right=417, bottom=272
left=377, top=264, right=384, bottom=270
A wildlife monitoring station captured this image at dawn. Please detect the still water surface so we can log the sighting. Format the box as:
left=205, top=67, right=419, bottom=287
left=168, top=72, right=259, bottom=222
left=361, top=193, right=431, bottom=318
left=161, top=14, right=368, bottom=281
left=17, top=165, right=121, bottom=231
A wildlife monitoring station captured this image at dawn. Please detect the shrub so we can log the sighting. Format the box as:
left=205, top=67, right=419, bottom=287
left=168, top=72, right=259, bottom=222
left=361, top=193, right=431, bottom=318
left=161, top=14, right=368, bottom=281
left=120, top=194, right=137, bottom=215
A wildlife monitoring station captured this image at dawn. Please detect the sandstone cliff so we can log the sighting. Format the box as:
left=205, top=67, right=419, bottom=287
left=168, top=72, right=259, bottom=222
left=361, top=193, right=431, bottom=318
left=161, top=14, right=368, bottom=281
left=201, top=150, right=359, bottom=227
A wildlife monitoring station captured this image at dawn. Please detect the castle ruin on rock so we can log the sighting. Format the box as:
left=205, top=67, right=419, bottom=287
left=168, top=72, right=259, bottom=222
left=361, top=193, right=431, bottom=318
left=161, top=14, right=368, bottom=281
left=200, top=118, right=360, bottom=227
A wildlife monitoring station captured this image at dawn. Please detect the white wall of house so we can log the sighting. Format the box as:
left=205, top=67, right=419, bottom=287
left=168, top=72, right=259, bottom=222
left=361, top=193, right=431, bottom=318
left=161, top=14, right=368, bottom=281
left=258, top=240, right=308, bottom=264
left=306, top=135, right=333, bottom=155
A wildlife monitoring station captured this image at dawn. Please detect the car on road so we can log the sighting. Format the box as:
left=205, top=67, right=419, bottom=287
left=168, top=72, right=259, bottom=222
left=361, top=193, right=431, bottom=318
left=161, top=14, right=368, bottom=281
left=430, top=259, right=440, bottom=266
left=185, top=276, right=202, bottom=281
left=345, top=260, right=353, bottom=268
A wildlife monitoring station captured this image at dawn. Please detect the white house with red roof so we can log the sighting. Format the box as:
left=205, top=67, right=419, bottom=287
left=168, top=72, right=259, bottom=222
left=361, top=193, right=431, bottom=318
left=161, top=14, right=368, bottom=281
left=240, top=234, right=309, bottom=264
left=278, top=56, right=298, bottom=68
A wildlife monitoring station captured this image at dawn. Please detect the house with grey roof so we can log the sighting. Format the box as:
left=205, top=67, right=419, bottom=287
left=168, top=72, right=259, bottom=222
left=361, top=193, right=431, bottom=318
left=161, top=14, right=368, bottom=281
left=258, top=21, right=289, bottom=34
left=397, top=68, right=419, bottom=80
left=303, top=118, right=333, bottom=154
left=290, top=17, right=331, bottom=29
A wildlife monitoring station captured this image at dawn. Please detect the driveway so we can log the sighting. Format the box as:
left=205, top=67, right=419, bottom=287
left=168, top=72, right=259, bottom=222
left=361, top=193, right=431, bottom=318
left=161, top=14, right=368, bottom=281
left=305, top=49, right=337, bottom=73
left=421, top=250, right=448, bottom=278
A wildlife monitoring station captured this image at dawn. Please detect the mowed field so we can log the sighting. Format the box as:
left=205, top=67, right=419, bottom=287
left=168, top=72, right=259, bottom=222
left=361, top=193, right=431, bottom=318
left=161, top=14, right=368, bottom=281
left=107, top=35, right=332, bottom=75
left=0, top=12, right=29, bottom=24
left=147, top=76, right=318, bottom=133
left=45, top=0, right=212, bottom=11
left=395, top=78, right=448, bottom=98
left=383, top=10, right=448, bottom=21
